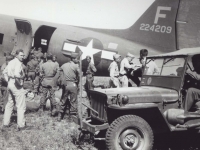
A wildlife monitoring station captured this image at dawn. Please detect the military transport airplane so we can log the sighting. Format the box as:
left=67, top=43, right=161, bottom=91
left=0, top=0, right=198, bottom=76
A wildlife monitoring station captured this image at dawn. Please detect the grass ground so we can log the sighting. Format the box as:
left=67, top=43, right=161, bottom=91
left=0, top=77, right=109, bottom=150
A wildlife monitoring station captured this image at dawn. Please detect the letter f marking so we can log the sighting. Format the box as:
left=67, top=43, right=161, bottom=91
left=154, top=6, right=171, bottom=24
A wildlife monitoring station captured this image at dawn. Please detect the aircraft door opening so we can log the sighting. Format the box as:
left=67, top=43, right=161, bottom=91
left=12, top=19, right=32, bottom=59
left=33, top=25, right=56, bottom=54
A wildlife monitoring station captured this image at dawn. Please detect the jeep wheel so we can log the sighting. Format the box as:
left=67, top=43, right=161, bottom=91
left=106, top=115, right=153, bottom=150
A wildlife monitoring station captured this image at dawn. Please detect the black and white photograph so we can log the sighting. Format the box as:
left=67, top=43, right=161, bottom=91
left=0, top=0, right=200, bottom=149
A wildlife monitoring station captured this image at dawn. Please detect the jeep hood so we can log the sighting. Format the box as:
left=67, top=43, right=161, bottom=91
left=92, top=86, right=178, bottom=103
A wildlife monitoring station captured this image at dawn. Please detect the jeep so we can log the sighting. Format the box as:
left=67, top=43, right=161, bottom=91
left=73, top=48, right=200, bottom=150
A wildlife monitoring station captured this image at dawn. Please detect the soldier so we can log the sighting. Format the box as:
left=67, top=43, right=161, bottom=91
left=36, top=47, right=44, bottom=62
left=57, top=53, right=80, bottom=121
left=33, top=56, right=44, bottom=95
left=84, top=55, right=97, bottom=99
left=31, top=47, right=44, bottom=60
left=52, top=55, right=60, bottom=90
left=26, top=55, right=38, bottom=82
left=108, top=54, right=121, bottom=88
left=120, top=52, right=137, bottom=87
left=2, top=49, right=31, bottom=131
left=38, top=53, right=59, bottom=116
left=129, top=49, right=148, bottom=86
left=52, top=55, right=59, bottom=67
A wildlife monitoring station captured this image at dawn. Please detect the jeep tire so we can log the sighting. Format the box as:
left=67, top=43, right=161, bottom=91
left=106, top=115, right=153, bottom=150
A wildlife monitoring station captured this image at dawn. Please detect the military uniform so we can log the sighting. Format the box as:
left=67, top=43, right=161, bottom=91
left=33, top=59, right=44, bottom=94
left=39, top=59, right=59, bottom=114
left=31, top=48, right=43, bottom=60
left=53, top=61, right=60, bottom=89
left=85, top=62, right=96, bottom=98
left=27, top=59, right=38, bottom=82
left=58, top=60, right=79, bottom=119
left=108, top=61, right=120, bottom=88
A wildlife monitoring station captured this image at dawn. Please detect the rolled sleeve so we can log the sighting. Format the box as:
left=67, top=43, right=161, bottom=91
left=124, top=59, right=135, bottom=69
left=187, top=70, right=200, bottom=80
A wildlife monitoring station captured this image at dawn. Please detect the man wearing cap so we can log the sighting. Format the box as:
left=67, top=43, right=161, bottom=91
left=120, top=52, right=138, bottom=87
left=2, top=49, right=30, bottom=131
left=33, top=56, right=45, bottom=94
left=38, top=53, right=59, bottom=116
left=129, top=49, right=148, bottom=86
left=57, top=53, right=80, bottom=121
left=84, top=55, right=97, bottom=99
left=108, top=54, right=121, bottom=88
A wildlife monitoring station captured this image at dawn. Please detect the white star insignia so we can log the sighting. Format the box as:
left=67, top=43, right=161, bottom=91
left=62, top=39, right=117, bottom=64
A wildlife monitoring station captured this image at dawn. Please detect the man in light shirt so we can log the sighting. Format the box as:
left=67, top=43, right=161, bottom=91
left=108, top=54, right=121, bottom=88
left=144, top=59, right=159, bottom=75
left=2, top=49, right=30, bottom=131
left=120, top=52, right=138, bottom=87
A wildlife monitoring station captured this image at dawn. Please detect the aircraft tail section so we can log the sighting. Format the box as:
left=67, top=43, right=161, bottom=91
left=90, top=0, right=180, bottom=52
left=120, top=0, right=180, bottom=51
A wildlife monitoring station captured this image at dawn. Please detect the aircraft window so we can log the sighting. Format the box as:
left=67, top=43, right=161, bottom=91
left=41, top=39, right=47, bottom=45
left=0, top=33, right=4, bottom=44
left=161, top=58, right=185, bottom=76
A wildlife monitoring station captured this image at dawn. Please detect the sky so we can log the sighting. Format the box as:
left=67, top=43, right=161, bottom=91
left=0, top=0, right=155, bottom=29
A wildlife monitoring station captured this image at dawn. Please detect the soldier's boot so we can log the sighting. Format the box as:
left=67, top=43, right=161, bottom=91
left=51, top=105, right=57, bottom=116
left=57, top=112, right=63, bottom=122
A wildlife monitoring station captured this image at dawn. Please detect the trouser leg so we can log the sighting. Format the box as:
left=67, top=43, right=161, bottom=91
left=40, top=86, right=48, bottom=106
left=33, top=75, right=40, bottom=93
left=59, top=86, right=69, bottom=114
left=4, top=80, right=26, bottom=127
left=184, top=88, right=200, bottom=111
left=15, top=88, right=26, bottom=127
left=128, top=68, right=142, bottom=87
left=68, top=84, right=78, bottom=112
left=120, top=76, right=129, bottom=87
left=57, top=86, right=68, bottom=120
left=86, top=75, right=94, bottom=90
left=48, top=87, right=57, bottom=106
left=85, top=74, right=94, bottom=98
left=63, top=82, right=78, bottom=112
left=3, top=91, right=14, bottom=126
left=109, top=77, right=120, bottom=88
left=59, top=82, right=78, bottom=114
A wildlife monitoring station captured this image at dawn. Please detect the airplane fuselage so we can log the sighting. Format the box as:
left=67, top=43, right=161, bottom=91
left=0, top=0, right=200, bottom=76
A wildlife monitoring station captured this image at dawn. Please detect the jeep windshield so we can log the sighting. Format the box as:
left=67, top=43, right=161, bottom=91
left=143, top=57, right=185, bottom=77
left=141, top=56, right=186, bottom=90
